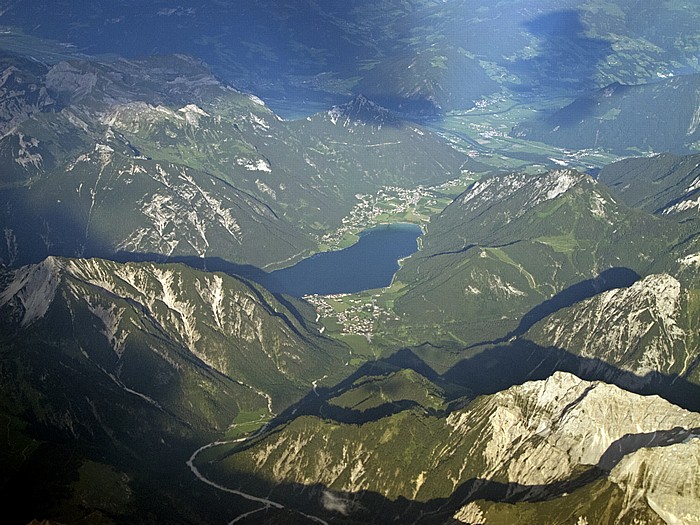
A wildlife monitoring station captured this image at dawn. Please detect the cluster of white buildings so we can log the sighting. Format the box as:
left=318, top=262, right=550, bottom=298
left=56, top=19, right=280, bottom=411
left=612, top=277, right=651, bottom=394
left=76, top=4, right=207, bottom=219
left=320, top=185, right=437, bottom=249
left=304, top=293, right=400, bottom=342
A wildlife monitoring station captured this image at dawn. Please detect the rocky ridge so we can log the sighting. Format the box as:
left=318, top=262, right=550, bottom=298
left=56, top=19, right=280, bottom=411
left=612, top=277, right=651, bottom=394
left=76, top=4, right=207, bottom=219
left=527, top=273, right=695, bottom=380
left=0, top=256, right=349, bottom=418
left=210, top=372, right=700, bottom=524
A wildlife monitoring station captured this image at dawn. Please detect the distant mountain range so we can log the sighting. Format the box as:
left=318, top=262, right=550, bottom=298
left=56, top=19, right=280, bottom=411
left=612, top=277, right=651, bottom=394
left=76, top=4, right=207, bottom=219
left=3, top=1, right=700, bottom=113
left=0, top=53, right=467, bottom=269
left=5, top=149, right=700, bottom=523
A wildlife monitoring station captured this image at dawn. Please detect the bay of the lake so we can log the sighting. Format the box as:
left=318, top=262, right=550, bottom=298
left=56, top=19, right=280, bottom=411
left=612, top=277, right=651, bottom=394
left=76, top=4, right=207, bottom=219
left=265, top=223, right=421, bottom=297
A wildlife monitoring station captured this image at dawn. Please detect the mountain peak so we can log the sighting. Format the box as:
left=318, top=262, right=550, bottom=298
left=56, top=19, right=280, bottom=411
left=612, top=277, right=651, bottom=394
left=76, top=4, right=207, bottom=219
left=0, top=256, right=65, bottom=327
left=327, top=94, right=397, bottom=127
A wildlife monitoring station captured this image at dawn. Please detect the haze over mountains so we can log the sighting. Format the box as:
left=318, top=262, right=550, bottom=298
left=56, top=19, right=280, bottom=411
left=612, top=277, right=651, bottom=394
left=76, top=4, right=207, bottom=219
left=3, top=1, right=700, bottom=114
left=1, top=2, right=700, bottom=524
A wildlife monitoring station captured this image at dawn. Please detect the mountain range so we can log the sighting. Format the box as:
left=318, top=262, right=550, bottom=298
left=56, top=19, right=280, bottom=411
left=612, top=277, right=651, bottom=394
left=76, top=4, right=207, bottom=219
left=3, top=1, right=700, bottom=114
left=0, top=53, right=467, bottom=269
left=1, top=3, right=700, bottom=524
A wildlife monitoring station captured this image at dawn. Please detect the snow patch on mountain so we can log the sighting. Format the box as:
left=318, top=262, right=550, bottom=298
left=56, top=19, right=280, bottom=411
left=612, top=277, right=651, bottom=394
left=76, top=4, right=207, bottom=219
left=14, top=132, right=43, bottom=169
left=237, top=157, right=271, bottom=172
left=463, top=268, right=529, bottom=300
left=248, top=112, right=269, bottom=132
left=679, top=252, right=700, bottom=267
left=248, top=94, right=266, bottom=106
left=688, top=90, right=700, bottom=135
left=118, top=164, right=241, bottom=257
left=453, top=502, right=485, bottom=524
left=663, top=194, right=700, bottom=215
left=659, top=172, right=700, bottom=216
left=102, top=102, right=186, bottom=133
left=178, top=104, right=209, bottom=127
left=545, top=169, right=580, bottom=199
left=589, top=192, right=610, bottom=218
left=256, top=179, right=277, bottom=199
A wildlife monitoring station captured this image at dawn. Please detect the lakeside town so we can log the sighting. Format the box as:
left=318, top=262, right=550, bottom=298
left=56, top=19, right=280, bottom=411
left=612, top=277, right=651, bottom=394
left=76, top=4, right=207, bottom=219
left=304, top=291, right=400, bottom=342
left=307, top=175, right=477, bottom=342
left=318, top=175, right=474, bottom=251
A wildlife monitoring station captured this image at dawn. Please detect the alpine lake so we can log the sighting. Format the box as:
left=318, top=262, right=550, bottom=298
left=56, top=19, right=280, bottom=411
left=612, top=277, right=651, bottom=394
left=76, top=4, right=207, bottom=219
left=265, top=223, right=422, bottom=297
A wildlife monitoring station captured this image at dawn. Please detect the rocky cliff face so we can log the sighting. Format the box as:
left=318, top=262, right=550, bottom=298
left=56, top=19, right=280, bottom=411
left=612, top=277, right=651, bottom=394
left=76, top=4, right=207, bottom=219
left=527, top=274, right=694, bottom=380
left=610, top=437, right=700, bottom=525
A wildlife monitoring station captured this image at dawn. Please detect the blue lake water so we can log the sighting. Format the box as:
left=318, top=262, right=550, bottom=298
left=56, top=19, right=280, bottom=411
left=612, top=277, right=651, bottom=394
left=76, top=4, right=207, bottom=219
left=265, top=223, right=421, bottom=297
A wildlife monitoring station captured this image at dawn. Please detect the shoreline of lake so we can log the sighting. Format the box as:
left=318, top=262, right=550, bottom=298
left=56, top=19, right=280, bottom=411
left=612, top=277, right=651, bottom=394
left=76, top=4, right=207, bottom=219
left=264, top=223, right=422, bottom=297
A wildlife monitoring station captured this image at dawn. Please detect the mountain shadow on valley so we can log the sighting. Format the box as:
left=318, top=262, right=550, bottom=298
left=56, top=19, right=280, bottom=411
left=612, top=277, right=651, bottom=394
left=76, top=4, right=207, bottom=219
left=251, top=339, right=700, bottom=446
left=112, top=250, right=276, bottom=280
left=460, top=267, right=641, bottom=351
left=494, top=267, right=641, bottom=344
left=508, top=10, right=613, bottom=97
left=356, top=93, right=442, bottom=120
left=216, top=467, right=607, bottom=525
left=113, top=225, right=421, bottom=298
left=247, top=349, right=451, bottom=439
left=216, top=352, right=700, bottom=522
left=596, top=426, right=700, bottom=471
left=444, top=340, right=700, bottom=413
